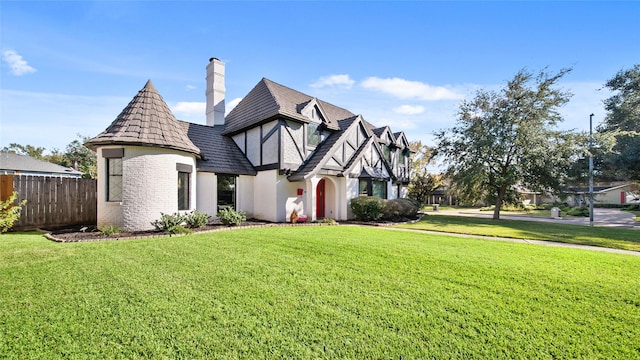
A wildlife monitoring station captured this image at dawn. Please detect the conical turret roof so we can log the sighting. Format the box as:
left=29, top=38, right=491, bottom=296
left=85, top=80, right=201, bottom=156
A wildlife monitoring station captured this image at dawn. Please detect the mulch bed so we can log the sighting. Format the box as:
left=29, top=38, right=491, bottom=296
left=42, top=215, right=423, bottom=243
left=43, top=220, right=336, bottom=243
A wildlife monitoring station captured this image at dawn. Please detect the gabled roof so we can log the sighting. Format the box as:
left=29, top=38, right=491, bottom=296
left=0, top=152, right=83, bottom=177
left=85, top=80, right=201, bottom=156
left=288, top=115, right=394, bottom=182
left=224, top=78, right=354, bottom=135
left=287, top=116, right=361, bottom=181
left=180, top=122, right=256, bottom=176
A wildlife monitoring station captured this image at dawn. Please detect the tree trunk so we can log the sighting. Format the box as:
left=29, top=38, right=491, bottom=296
left=493, top=186, right=507, bottom=220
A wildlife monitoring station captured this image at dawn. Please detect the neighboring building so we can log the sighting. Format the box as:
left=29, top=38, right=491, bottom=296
left=86, top=58, right=412, bottom=231
left=564, top=183, right=640, bottom=206
left=0, top=152, right=83, bottom=178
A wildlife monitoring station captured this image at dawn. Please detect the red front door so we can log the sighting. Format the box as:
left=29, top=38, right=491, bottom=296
left=316, top=179, right=325, bottom=218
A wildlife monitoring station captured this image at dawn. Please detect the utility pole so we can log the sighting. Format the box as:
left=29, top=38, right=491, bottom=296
left=589, top=113, right=594, bottom=226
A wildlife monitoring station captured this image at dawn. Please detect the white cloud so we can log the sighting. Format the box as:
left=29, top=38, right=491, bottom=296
left=186, top=85, right=196, bottom=90
left=2, top=50, right=37, bottom=76
left=172, top=101, right=205, bottom=118
left=394, top=104, right=425, bottom=115
left=361, top=77, right=463, bottom=101
left=226, top=97, right=242, bottom=114
left=310, top=74, right=355, bottom=89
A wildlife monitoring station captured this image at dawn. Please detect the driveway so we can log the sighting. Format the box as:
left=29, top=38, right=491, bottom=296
left=433, top=208, right=639, bottom=229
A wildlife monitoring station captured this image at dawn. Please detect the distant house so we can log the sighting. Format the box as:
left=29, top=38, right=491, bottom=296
left=0, top=152, right=82, bottom=178
left=565, top=183, right=640, bottom=206
left=86, top=58, right=412, bottom=231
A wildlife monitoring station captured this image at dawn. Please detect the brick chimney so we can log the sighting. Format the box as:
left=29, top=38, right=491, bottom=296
left=206, top=58, right=225, bottom=126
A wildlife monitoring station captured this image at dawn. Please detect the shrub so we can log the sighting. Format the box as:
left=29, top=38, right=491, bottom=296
left=381, top=198, right=419, bottom=221
left=98, top=224, right=122, bottom=236
left=185, top=210, right=210, bottom=228
left=151, top=212, right=188, bottom=235
left=351, top=196, right=384, bottom=221
left=217, top=208, right=246, bottom=226
left=566, top=207, right=589, bottom=217
left=622, top=203, right=640, bottom=211
left=0, top=192, right=27, bottom=233
left=315, top=217, right=336, bottom=224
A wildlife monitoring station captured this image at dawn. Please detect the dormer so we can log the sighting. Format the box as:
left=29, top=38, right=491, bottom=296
left=299, top=98, right=338, bottom=149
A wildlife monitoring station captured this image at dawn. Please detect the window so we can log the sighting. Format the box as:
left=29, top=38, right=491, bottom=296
left=358, top=178, right=388, bottom=199
left=176, top=163, right=193, bottom=211
left=359, top=179, right=369, bottom=196
left=372, top=180, right=387, bottom=199
left=307, top=122, right=321, bottom=147
left=383, top=145, right=391, bottom=163
left=178, top=172, right=190, bottom=210
left=103, top=148, right=124, bottom=202
left=106, top=158, right=122, bottom=201
left=217, top=175, right=236, bottom=210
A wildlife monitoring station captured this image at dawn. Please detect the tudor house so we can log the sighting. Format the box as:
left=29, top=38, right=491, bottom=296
left=86, top=58, right=412, bottom=231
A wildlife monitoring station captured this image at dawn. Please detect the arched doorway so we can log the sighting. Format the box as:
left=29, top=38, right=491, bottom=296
left=316, top=179, right=325, bottom=218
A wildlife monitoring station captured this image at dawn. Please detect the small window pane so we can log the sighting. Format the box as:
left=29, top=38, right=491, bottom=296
left=107, top=158, right=122, bottom=202
left=178, top=172, right=190, bottom=210
left=217, top=175, right=236, bottom=210
left=372, top=180, right=387, bottom=199
left=359, top=179, right=369, bottom=196
left=307, top=123, right=321, bottom=147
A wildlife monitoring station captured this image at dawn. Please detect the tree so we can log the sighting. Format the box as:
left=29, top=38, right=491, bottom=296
left=1, top=135, right=97, bottom=179
left=407, top=140, right=442, bottom=206
left=1, top=144, right=46, bottom=159
left=598, top=64, right=640, bottom=181
left=63, top=134, right=96, bottom=179
left=435, top=68, right=574, bottom=219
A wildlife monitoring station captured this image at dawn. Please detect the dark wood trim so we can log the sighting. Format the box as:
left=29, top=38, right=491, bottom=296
left=102, top=148, right=124, bottom=158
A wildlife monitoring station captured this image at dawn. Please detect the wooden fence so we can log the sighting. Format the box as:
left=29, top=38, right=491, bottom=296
left=1, top=175, right=97, bottom=230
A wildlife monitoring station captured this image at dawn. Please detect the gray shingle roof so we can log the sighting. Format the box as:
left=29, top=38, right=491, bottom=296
left=180, top=122, right=256, bottom=175
left=224, top=78, right=355, bottom=135
left=85, top=80, right=201, bottom=156
left=0, top=152, right=83, bottom=177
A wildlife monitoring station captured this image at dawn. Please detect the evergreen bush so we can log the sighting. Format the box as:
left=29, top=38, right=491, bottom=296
left=217, top=208, right=246, bottom=226
left=350, top=196, right=384, bottom=221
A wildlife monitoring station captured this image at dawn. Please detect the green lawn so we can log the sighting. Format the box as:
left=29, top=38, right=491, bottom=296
left=1, top=227, right=639, bottom=359
left=398, top=215, right=640, bottom=251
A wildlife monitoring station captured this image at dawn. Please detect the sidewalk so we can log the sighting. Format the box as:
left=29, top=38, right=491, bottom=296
left=430, top=208, right=640, bottom=229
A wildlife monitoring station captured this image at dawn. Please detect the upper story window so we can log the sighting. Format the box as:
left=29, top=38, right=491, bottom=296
left=307, top=122, right=321, bottom=148
left=383, top=144, right=391, bottom=163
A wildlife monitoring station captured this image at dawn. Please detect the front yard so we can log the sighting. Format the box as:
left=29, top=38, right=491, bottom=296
left=1, top=227, right=639, bottom=359
left=398, top=214, right=640, bottom=251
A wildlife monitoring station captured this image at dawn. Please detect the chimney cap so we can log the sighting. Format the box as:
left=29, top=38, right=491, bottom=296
left=209, top=57, right=220, bottom=62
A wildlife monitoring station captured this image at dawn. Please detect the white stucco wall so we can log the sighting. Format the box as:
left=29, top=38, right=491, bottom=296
left=237, top=175, right=254, bottom=218
left=253, top=170, right=278, bottom=222
left=96, top=146, right=197, bottom=231
left=282, top=121, right=304, bottom=166
left=196, top=172, right=217, bottom=217
left=346, top=177, right=360, bottom=219
left=246, top=127, right=260, bottom=166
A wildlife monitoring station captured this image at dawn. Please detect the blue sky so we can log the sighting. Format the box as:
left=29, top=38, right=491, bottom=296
left=1, top=1, right=639, bottom=152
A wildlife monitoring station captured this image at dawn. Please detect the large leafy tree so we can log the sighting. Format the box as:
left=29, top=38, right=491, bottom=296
left=435, top=68, right=574, bottom=219
left=597, top=64, right=640, bottom=181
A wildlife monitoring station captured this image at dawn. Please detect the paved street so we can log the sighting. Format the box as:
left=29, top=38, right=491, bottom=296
left=433, top=207, right=640, bottom=229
